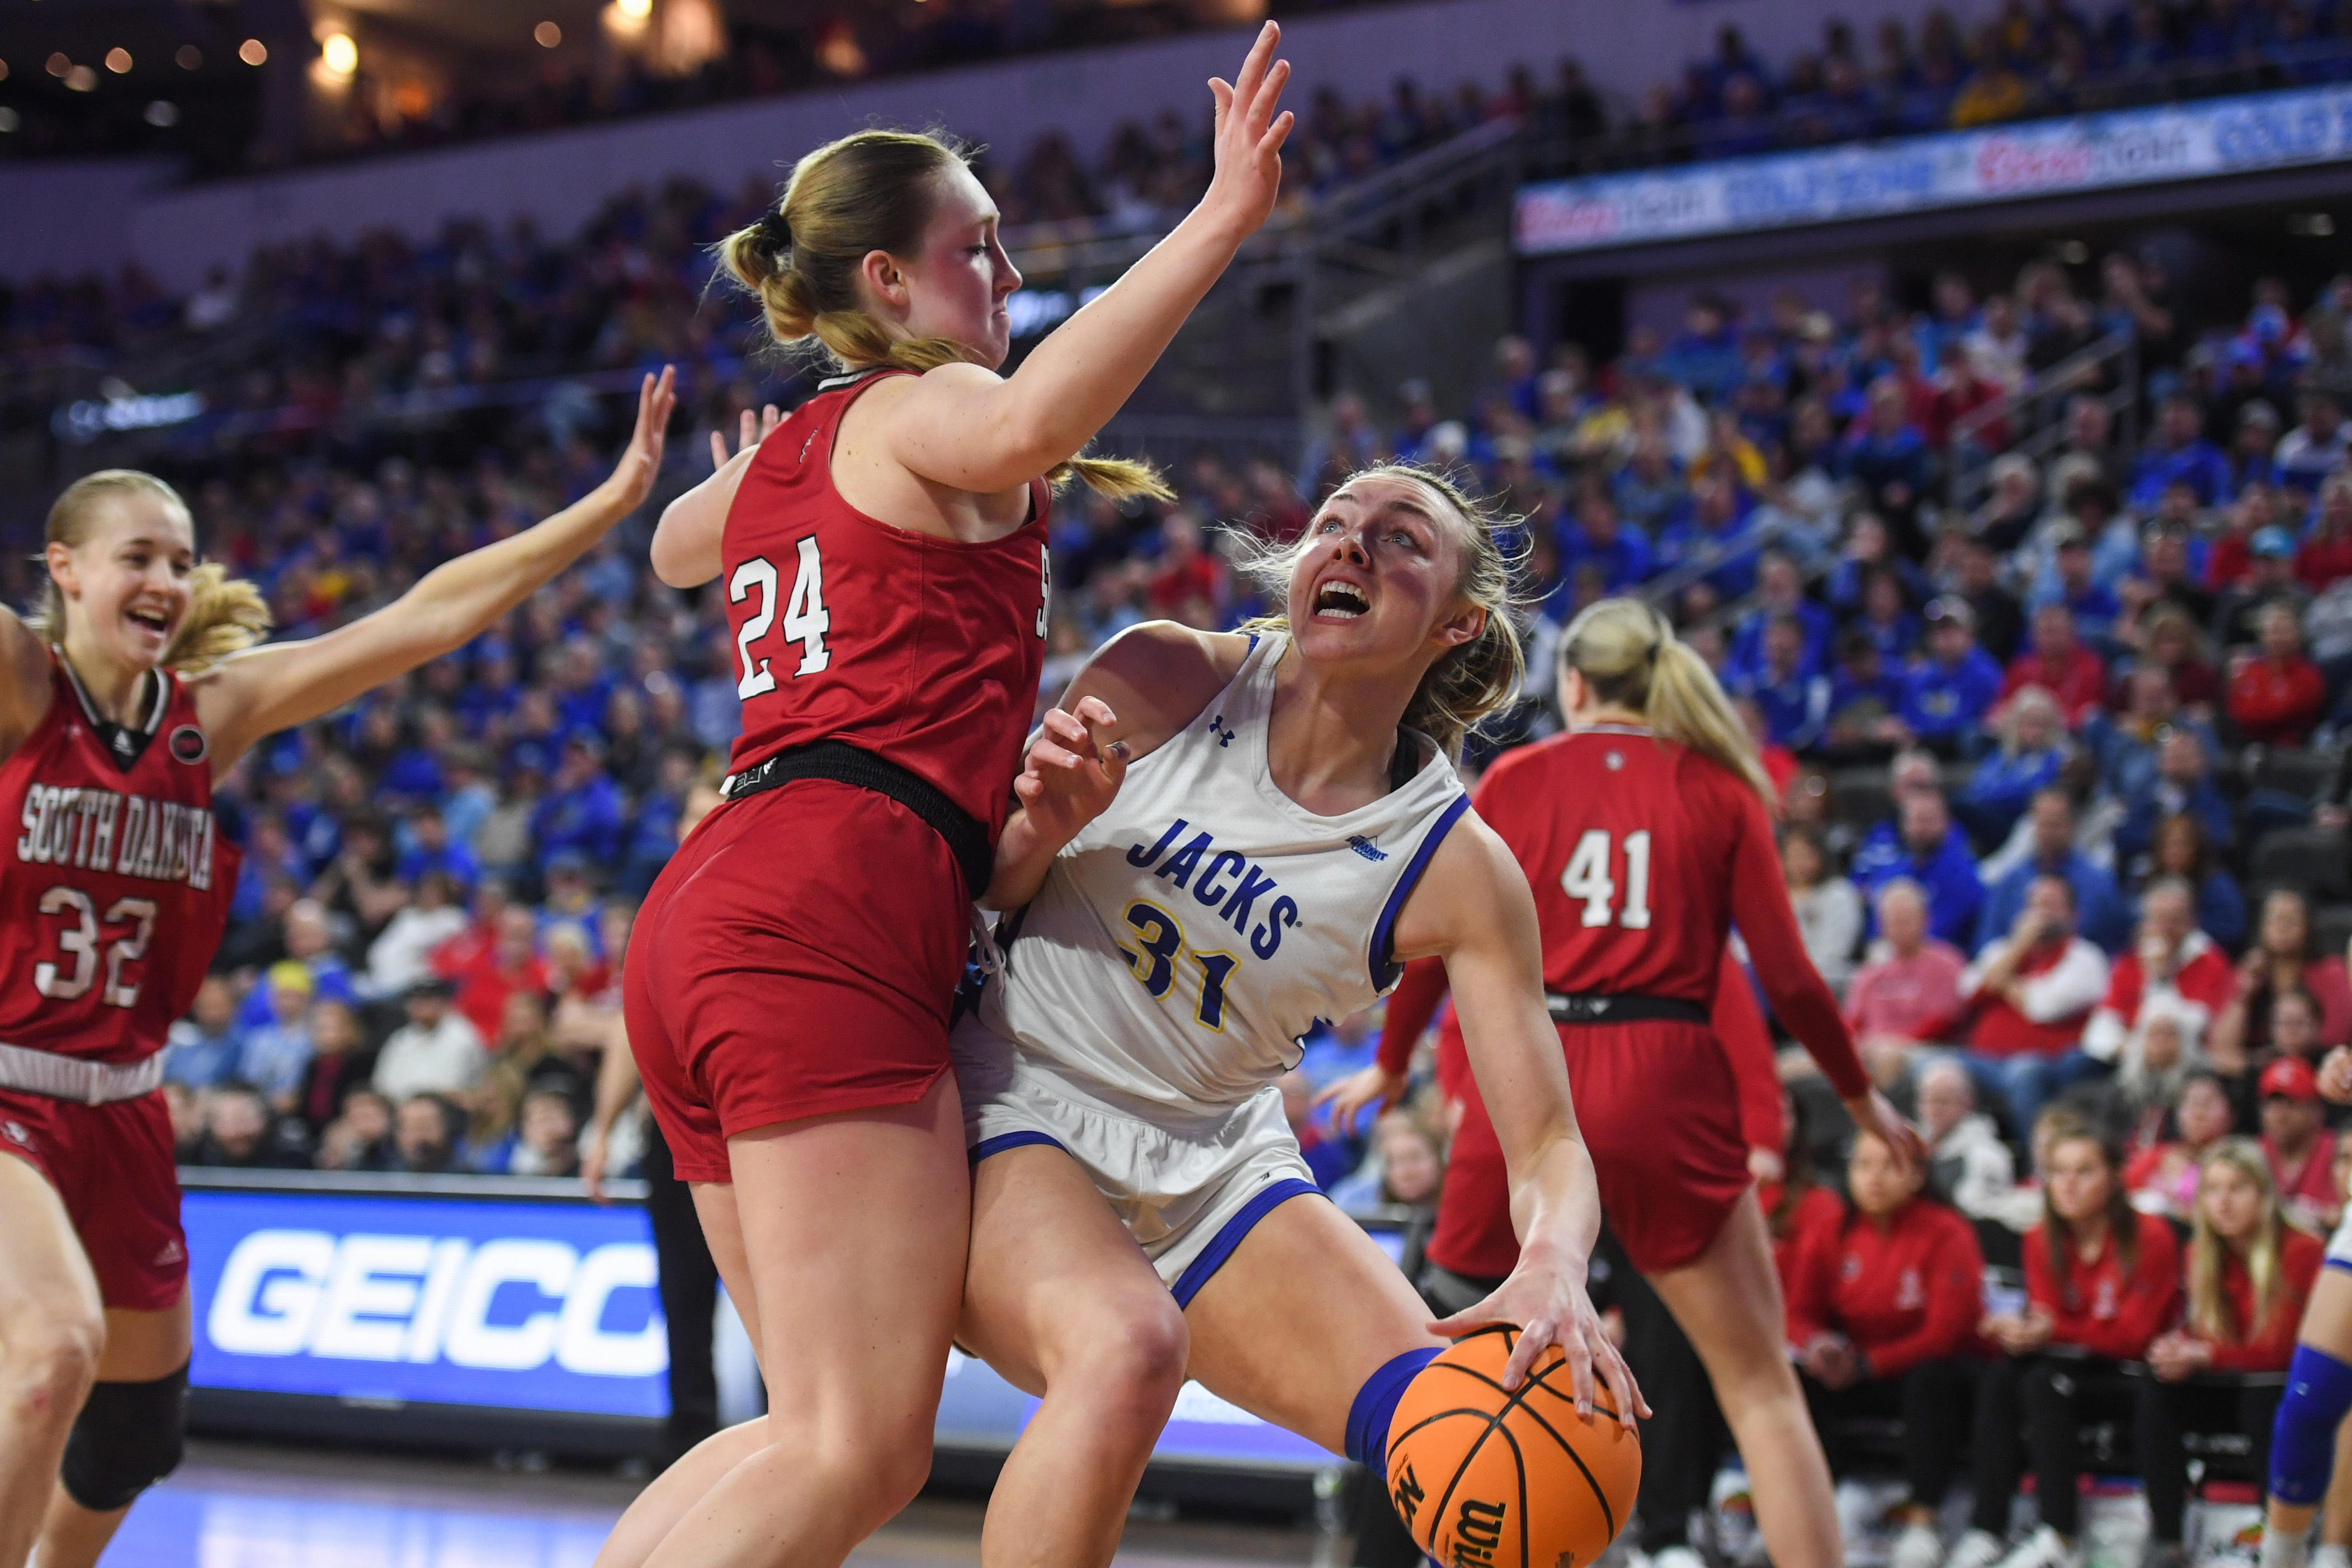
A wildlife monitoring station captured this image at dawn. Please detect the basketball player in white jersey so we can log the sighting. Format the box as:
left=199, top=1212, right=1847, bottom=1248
left=956, top=464, right=1646, bottom=1567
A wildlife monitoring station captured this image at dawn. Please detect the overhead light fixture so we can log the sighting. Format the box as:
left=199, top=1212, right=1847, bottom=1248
left=618, top=0, right=651, bottom=20
left=535, top=20, right=562, bottom=45
left=64, top=64, right=96, bottom=91
left=239, top=38, right=268, bottom=66
left=176, top=45, right=201, bottom=70
left=105, top=48, right=132, bottom=73
left=145, top=99, right=178, bottom=126
left=320, top=32, right=356, bottom=74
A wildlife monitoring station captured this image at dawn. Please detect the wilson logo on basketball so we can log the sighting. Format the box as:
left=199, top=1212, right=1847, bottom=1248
left=168, top=725, right=208, bottom=765
left=1449, top=1498, right=1507, bottom=1567
left=1390, top=1461, right=1425, bottom=1529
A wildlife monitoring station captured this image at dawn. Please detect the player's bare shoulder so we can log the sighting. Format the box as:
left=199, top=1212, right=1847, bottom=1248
left=1063, top=621, right=1250, bottom=763
left=1385, top=806, right=1537, bottom=965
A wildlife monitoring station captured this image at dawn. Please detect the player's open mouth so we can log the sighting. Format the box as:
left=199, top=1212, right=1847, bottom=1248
left=126, top=607, right=171, bottom=635
left=1312, top=580, right=1368, bottom=621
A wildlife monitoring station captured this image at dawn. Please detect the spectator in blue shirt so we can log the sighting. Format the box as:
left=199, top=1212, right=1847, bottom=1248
left=396, top=809, right=481, bottom=891
left=2030, top=519, right=2124, bottom=649
left=165, top=976, right=246, bottom=1089
left=1954, top=686, right=2068, bottom=846
left=1850, top=790, right=1985, bottom=948
left=1843, top=376, right=1934, bottom=545
left=2128, top=393, right=2236, bottom=510
left=532, top=734, right=627, bottom=881
left=239, top=963, right=319, bottom=1113
left=1732, top=615, right=1832, bottom=753
left=2115, top=726, right=2236, bottom=871
left=1611, top=433, right=1687, bottom=537
left=1825, top=630, right=1906, bottom=755
left=1976, top=788, right=2132, bottom=955
left=1659, top=294, right=1747, bottom=403
left=1727, top=551, right=1834, bottom=680
left=1556, top=491, right=1655, bottom=597
left=1657, top=473, right=1759, bottom=602
left=1897, top=597, right=2004, bottom=755
left=235, top=899, right=358, bottom=1029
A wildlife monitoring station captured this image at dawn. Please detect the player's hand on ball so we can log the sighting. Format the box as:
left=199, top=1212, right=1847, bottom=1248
left=1014, top=697, right=1130, bottom=844
left=1314, top=1063, right=1406, bottom=1131
left=1199, top=23, right=1295, bottom=242
left=1429, top=1249, right=1648, bottom=1425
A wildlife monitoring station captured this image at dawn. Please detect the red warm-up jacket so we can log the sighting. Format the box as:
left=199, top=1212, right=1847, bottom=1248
left=2023, top=1211, right=2182, bottom=1361
left=1784, top=1197, right=1986, bottom=1376
left=2190, top=1225, right=2323, bottom=1373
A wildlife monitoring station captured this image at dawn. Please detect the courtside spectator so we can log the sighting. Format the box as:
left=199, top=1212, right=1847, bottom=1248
left=2101, top=1000, right=2205, bottom=1164
left=236, top=898, right=358, bottom=1028
left=1854, top=792, right=1985, bottom=948
left=451, top=906, right=550, bottom=1041
left=394, top=1094, right=465, bottom=1174
left=364, top=869, right=471, bottom=998
left=2124, top=1070, right=2237, bottom=1222
left=2137, top=1140, right=2320, bottom=1561
left=1786, top=1129, right=1987, bottom=1568
left=239, top=962, right=319, bottom=1115
left=1957, top=1131, right=2180, bottom=1568
left=290, top=1000, right=375, bottom=1138
left=2209, top=888, right=2352, bottom=1060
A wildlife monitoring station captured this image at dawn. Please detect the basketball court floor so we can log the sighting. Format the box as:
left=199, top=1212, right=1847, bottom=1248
left=106, top=1439, right=1336, bottom=1568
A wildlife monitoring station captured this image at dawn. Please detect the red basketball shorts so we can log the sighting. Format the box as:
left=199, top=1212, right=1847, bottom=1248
left=0, top=1087, right=187, bottom=1311
left=1429, top=1019, right=1750, bottom=1279
left=623, top=779, right=972, bottom=1184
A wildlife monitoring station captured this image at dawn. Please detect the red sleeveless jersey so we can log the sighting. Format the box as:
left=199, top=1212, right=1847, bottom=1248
left=0, top=655, right=238, bottom=1064
left=721, top=370, right=1052, bottom=842
left=1470, top=724, right=1867, bottom=1097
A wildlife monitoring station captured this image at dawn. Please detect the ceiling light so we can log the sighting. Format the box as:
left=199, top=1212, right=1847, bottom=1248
left=64, top=64, right=96, bottom=91
left=320, top=32, right=355, bottom=74
left=145, top=100, right=178, bottom=126
left=535, top=20, right=561, bottom=45
left=105, top=48, right=131, bottom=73
left=176, top=45, right=201, bottom=70
left=239, top=38, right=268, bottom=66
left=617, top=0, right=651, bottom=20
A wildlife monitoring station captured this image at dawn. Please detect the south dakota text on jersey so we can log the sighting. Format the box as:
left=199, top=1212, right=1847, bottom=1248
left=15, top=786, right=221, bottom=891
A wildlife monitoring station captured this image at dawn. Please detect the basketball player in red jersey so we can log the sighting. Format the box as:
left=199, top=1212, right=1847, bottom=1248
left=1325, top=598, right=1921, bottom=1568
left=598, top=30, right=1293, bottom=1568
left=0, top=371, right=674, bottom=1568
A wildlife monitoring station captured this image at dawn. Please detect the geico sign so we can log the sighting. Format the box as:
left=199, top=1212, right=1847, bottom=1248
left=206, top=1230, right=665, bottom=1377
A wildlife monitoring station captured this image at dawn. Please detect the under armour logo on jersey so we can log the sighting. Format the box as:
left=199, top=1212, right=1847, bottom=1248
left=1347, top=835, right=1388, bottom=863
left=1207, top=715, right=1236, bottom=748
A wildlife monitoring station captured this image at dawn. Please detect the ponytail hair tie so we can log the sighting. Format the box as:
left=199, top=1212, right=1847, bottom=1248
left=758, top=209, right=793, bottom=259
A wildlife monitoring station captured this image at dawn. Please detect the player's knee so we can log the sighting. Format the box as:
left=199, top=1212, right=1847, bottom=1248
left=2273, top=1344, right=2352, bottom=1505
left=58, top=1363, right=188, bottom=1513
left=1, top=1309, right=104, bottom=1428
left=1074, top=1295, right=1191, bottom=1411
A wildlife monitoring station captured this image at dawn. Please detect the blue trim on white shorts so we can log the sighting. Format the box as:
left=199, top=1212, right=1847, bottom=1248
left=1369, top=792, right=1472, bottom=989
left=968, top=1131, right=1067, bottom=1165
left=1169, top=1177, right=1322, bottom=1307
left=2327, top=1255, right=2352, bottom=1276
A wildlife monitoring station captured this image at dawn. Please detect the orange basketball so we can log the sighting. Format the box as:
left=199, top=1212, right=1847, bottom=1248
left=1383, top=1325, right=1642, bottom=1568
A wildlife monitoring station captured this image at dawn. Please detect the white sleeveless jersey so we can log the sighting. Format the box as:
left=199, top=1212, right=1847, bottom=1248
left=977, top=631, right=1471, bottom=1116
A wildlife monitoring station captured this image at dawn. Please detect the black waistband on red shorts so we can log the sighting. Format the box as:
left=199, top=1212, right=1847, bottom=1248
left=1545, top=993, right=1709, bottom=1027
left=723, top=741, right=993, bottom=900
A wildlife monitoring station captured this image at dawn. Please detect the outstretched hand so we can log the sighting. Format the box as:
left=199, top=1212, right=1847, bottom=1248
left=1199, top=23, right=1296, bottom=242
left=1314, top=1062, right=1408, bottom=1133
left=1429, top=1254, right=1648, bottom=1423
left=1013, top=697, right=1130, bottom=847
left=712, top=403, right=782, bottom=472
left=601, top=366, right=677, bottom=514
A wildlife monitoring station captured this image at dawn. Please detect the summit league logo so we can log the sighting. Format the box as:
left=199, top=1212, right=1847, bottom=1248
left=168, top=725, right=209, bottom=765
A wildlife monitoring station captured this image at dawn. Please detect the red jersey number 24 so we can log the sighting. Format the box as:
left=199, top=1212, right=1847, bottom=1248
left=1561, top=830, right=1653, bottom=931
left=732, top=537, right=832, bottom=698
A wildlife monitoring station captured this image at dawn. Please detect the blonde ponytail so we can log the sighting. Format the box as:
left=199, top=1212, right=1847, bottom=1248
left=1561, top=598, right=1772, bottom=801
left=1239, top=462, right=1524, bottom=756
left=29, top=470, right=271, bottom=674
left=718, top=129, right=1170, bottom=504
